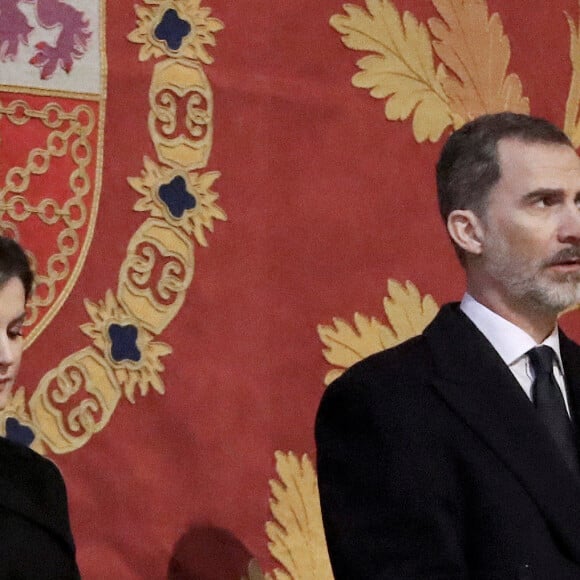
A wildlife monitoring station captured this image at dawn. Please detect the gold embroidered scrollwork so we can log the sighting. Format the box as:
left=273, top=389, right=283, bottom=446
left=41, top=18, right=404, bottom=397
left=149, top=60, right=213, bottom=169
left=29, top=348, right=121, bottom=454
left=118, top=220, right=194, bottom=335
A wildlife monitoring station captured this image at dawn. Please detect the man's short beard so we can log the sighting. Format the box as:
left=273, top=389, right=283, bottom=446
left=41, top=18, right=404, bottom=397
left=505, top=273, right=580, bottom=314
left=483, top=240, right=580, bottom=314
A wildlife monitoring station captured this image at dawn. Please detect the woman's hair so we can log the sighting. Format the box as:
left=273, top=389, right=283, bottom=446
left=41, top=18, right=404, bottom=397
left=0, top=237, right=34, bottom=301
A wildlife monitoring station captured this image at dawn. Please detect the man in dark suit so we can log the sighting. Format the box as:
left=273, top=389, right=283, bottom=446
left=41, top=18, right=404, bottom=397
left=316, top=113, right=580, bottom=579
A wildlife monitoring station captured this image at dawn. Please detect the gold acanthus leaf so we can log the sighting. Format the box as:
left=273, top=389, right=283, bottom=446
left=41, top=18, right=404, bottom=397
left=428, top=0, right=529, bottom=122
left=264, top=452, right=334, bottom=580
left=565, top=3, right=580, bottom=148
left=318, top=280, right=439, bottom=385
left=383, top=279, right=439, bottom=341
left=330, top=0, right=453, bottom=142
left=318, top=313, right=394, bottom=386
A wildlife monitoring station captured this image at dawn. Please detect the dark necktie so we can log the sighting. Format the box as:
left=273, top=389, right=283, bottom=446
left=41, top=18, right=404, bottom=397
left=528, top=346, right=579, bottom=475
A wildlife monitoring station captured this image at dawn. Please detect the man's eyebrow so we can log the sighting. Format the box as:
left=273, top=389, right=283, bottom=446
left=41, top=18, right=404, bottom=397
left=523, top=187, right=564, bottom=198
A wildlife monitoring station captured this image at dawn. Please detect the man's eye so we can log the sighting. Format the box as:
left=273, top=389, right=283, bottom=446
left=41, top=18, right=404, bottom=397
left=535, top=196, right=556, bottom=207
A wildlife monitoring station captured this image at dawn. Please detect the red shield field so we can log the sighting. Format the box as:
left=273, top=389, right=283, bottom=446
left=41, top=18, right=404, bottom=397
left=0, top=0, right=103, bottom=346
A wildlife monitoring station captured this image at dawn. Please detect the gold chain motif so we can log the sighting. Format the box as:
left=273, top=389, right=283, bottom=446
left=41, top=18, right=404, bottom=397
left=0, top=99, right=95, bottom=332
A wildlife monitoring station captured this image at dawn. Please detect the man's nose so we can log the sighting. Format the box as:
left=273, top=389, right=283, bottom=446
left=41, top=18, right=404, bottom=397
left=558, top=204, right=580, bottom=243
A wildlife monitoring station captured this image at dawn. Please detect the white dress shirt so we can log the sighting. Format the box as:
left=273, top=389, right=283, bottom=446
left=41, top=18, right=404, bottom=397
left=460, top=293, right=571, bottom=416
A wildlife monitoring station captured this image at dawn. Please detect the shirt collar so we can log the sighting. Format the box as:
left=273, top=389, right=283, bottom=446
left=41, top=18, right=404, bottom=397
left=460, top=293, right=562, bottom=369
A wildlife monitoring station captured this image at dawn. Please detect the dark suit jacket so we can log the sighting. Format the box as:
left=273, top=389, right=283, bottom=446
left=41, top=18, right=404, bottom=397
left=0, top=436, right=79, bottom=579
left=316, top=303, right=580, bottom=580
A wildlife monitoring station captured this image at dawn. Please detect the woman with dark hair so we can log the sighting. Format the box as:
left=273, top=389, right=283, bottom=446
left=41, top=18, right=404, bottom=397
left=0, top=236, right=80, bottom=578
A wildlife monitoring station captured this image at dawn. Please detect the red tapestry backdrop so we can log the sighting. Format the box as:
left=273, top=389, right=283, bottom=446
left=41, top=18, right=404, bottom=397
left=2, top=0, right=580, bottom=578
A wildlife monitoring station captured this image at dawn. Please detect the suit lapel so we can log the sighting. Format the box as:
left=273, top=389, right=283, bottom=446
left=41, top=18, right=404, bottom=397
left=424, top=304, right=580, bottom=562
left=560, top=330, right=580, bottom=426
left=560, top=331, right=580, bottom=461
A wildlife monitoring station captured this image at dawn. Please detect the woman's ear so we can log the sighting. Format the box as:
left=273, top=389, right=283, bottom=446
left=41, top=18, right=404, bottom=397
left=447, top=209, right=484, bottom=256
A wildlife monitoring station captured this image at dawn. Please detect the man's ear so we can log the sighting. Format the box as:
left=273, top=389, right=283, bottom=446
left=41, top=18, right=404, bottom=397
left=447, top=209, right=484, bottom=256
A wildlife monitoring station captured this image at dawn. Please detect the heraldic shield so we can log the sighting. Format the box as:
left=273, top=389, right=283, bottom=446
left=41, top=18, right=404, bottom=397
left=0, top=0, right=104, bottom=347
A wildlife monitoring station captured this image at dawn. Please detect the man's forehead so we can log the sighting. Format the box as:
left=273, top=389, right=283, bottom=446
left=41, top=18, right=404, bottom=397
left=497, top=136, right=577, bottom=158
left=497, top=137, right=580, bottom=178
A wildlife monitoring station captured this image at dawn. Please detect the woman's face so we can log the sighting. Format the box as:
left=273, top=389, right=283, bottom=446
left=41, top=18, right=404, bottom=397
left=0, top=277, right=25, bottom=408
